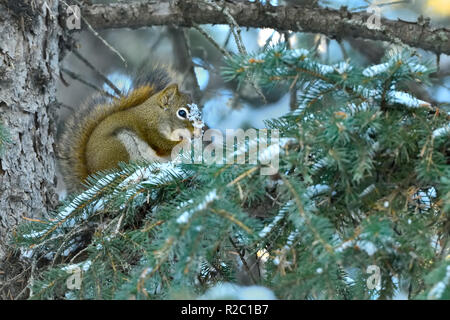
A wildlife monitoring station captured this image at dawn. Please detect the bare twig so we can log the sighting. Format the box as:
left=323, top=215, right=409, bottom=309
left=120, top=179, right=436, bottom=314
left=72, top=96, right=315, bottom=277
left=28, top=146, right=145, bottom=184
left=61, top=0, right=128, bottom=66
left=61, top=68, right=116, bottom=98
left=193, top=23, right=231, bottom=59
left=204, top=0, right=247, bottom=55
left=285, top=32, right=298, bottom=111
left=14, top=258, right=36, bottom=300
left=114, top=211, right=125, bottom=235
left=181, top=28, right=202, bottom=103
left=81, top=15, right=128, bottom=67
left=72, top=49, right=123, bottom=97
left=228, top=235, right=258, bottom=285
left=199, top=1, right=265, bottom=102
left=167, top=26, right=202, bottom=103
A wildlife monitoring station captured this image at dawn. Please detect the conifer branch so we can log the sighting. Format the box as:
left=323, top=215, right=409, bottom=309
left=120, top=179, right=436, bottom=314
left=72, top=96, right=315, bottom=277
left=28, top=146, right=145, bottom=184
left=11, top=45, right=449, bottom=300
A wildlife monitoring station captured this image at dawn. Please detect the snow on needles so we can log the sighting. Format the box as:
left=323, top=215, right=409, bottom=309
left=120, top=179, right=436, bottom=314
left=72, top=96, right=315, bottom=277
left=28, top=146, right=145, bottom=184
left=427, top=265, right=450, bottom=300
left=388, top=91, right=431, bottom=108
left=362, top=62, right=390, bottom=77
left=362, top=59, right=428, bottom=78
left=176, top=189, right=219, bottom=224
left=22, top=171, right=120, bottom=240
left=199, top=282, right=277, bottom=300
left=259, top=201, right=291, bottom=238
left=22, top=162, right=185, bottom=241
left=433, top=124, right=450, bottom=138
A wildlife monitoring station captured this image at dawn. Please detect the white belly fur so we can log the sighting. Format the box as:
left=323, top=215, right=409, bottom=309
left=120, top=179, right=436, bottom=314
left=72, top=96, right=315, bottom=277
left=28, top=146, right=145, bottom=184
left=115, top=129, right=170, bottom=163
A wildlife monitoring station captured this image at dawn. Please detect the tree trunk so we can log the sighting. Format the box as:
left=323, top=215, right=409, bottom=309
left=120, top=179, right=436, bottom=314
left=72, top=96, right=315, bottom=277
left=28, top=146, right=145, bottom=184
left=0, top=0, right=60, bottom=260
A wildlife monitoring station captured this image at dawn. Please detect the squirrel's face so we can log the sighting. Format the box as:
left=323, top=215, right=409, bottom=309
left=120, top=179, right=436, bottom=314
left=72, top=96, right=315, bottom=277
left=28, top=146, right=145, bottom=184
left=155, top=84, right=197, bottom=142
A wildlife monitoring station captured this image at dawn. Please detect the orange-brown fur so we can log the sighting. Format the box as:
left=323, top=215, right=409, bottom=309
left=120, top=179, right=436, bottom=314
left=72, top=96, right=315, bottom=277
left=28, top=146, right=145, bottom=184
left=58, top=66, right=194, bottom=193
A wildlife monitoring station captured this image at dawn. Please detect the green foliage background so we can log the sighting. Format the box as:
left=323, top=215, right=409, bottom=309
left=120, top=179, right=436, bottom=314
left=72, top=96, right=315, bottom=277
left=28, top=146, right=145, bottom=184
left=14, top=46, right=450, bottom=300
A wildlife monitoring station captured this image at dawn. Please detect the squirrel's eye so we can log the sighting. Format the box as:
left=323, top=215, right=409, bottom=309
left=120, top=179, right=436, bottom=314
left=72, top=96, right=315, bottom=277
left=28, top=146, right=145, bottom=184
left=177, top=108, right=188, bottom=119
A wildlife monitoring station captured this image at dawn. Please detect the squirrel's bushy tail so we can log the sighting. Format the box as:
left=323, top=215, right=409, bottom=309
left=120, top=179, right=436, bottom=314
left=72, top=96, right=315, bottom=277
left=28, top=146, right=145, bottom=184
left=58, top=64, right=179, bottom=193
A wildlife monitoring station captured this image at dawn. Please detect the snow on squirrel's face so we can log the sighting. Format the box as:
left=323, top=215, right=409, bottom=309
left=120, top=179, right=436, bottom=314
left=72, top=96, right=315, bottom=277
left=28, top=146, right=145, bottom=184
left=186, top=102, right=204, bottom=137
left=155, top=85, right=204, bottom=142
left=167, top=103, right=204, bottom=142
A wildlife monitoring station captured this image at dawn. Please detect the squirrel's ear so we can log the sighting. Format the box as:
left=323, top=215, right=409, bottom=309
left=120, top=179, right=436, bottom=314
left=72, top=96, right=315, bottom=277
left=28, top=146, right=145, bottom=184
left=158, top=84, right=179, bottom=108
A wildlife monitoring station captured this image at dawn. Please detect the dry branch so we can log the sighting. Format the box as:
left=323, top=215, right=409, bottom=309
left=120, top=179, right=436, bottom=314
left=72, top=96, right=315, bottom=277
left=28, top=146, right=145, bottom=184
left=81, top=0, right=450, bottom=55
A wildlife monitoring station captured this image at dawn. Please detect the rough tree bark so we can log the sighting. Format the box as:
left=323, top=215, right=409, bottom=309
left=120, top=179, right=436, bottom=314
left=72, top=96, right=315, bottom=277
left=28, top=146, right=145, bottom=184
left=0, top=0, right=61, bottom=260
